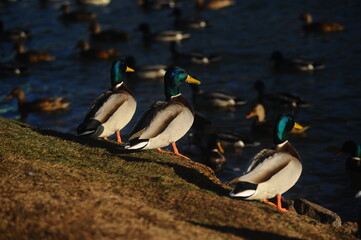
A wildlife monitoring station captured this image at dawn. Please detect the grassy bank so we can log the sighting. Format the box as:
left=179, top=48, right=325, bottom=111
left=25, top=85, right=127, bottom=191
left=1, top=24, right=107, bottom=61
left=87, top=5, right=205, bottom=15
left=0, top=117, right=357, bottom=240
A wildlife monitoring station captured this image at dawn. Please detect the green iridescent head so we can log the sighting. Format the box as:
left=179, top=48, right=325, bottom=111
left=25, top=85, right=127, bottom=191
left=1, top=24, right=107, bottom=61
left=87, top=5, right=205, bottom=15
left=163, top=66, right=201, bottom=100
left=273, top=113, right=302, bottom=145
left=338, top=140, right=361, bottom=158
left=110, top=60, right=134, bottom=87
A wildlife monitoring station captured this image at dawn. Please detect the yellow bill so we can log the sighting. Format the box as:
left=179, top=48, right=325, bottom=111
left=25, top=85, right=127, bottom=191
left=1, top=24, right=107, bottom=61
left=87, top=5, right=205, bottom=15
left=217, top=142, right=225, bottom=153
left=185, top=75, right=201, bottom=85
left=293, top=122, right=304, bottom=130
left=126, top=66, right=135, bottom=72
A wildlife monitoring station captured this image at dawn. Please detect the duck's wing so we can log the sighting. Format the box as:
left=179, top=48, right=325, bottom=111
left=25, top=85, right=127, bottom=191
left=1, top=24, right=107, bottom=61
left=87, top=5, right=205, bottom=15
left=128, top=100, right=184, bottom=140
left=239, top=149, right=294, bottom=184
left=77, top=90, right=128, bottom=135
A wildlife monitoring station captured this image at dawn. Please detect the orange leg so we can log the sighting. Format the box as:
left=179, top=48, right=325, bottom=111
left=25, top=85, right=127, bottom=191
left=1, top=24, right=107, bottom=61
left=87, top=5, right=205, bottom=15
left=103, top=137, right=109, bottom=141
left=116, top=131, right=122, bottom=143
left=262, top=195, right=290, bottom=213
left=156, top=143, right=190, bottom=160
left=171, top=142, right=190, bottom=160
left=157, top=148, right=173, bottom=154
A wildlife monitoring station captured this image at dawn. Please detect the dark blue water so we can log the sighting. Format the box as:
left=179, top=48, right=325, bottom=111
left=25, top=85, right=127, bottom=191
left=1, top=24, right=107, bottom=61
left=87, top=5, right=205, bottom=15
left=1, top=0, right=360, bottom=222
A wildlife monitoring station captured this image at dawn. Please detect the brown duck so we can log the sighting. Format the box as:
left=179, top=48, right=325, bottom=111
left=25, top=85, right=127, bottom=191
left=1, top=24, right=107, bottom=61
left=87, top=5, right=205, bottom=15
left=194, top=0, right=234, bottom=10
left=6, top=87, right=70, bottom=121
left=14, top=43, right=55, bottom=63
left=299, top=12, right=345, bottom=33
left=75, top=40, right=122, bottom=60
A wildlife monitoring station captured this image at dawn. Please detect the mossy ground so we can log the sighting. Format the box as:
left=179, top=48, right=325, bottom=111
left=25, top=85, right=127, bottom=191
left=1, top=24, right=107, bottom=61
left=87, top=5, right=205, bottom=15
left=0, top=117, right=357, bottom=240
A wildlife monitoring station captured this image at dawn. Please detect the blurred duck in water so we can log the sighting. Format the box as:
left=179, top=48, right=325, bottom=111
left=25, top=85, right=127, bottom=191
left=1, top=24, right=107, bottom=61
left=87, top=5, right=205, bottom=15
left=336, top=140, right=361, bottom=171
left=193, top=0, right=234, bottom=10
left=170, top=42, right=221, bottom=65
left=6, top=87, right=70, bottom=121
left=0, top=61, right=30, bottom=76
left=75, top=40, right=122, bottom=60
left=245, top=103, right=309, bottom=137
left=136, top=23, right=190, bottom=47
left=89, top=22, right=131, bottom=43
left=269, top=51, right=325, bottom=73
left=0, top=20, right=32, bottom=42
left=59, top=4, right=97, bottom=22
left=254, top=80, right=310, bottom=108
left=124, top=55, right=167, bottom=81
left=139, top=0, right=180, bottom=11
left=13, top=42, right=55, bottom=63
left=170, top=8, right=209, bottom=29
left=190, top=84, right=246, bottom=109
left=299, top=12, right=345, bottom=33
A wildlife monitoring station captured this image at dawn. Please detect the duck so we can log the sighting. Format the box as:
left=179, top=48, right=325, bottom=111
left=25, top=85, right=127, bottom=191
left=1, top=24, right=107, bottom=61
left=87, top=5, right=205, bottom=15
left=299, top=12, right=345, bottom=33
left=139, top=0, right=180, bottom=11
left=76, top=0, right=111, bottom=6
left=0, top=61, right=30, bottom=76
left=76, top=60, right=136, bottom=143
left=194, top=0, right=234, bottom=10
left=181, top=132, right=226, bottom=173
left=75, top=40, right=122, bottom=60
left=136, top=23, right=190, bottom=46
left=229, top=113, right=303, bottom=212
left=170, top=42, right=221, bottom=65
left=191, top=84, right=247, bottom=109
left=125, top=66, right=201, bottom=159
left=245, top=103, right=309, bottom=137
left=124, top=55, right=167, bottom=80
left=59, top=4, right=97, bottom=22
left=0, top=20, right=32, bottom=42
left=89, top=22, right=131, bottom=42
left=254, top=80, right=310, bottom=108
left=6, top=87, right=70, bottom=121
left=170, top=8, right=209, bottom=29
left=13, top=42, right=56, bottom=63
left=336, top=141, right=361, bottom=171
left=270, top=51, right=325, bottom=72
left=216, top=131, right=261, bottom=150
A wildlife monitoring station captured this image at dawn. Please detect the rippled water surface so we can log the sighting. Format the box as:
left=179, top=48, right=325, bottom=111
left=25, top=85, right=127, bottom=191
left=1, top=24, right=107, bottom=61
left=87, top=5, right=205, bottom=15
left=1, top=0, right=360, bottom=222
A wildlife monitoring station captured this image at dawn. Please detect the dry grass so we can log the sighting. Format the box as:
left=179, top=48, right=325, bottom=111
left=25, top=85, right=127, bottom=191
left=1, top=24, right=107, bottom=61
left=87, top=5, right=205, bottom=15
left=0, top=117, right=357, bottom=240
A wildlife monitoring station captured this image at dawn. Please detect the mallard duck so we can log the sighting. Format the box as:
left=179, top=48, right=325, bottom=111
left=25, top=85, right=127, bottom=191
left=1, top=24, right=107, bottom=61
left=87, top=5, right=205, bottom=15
left=75, top=40, right=122, bottom=60
left=229, top=113, right=303, bottom=212
left=194, top=0, right=234, bottom=10
left=270, top=51, right=325, bottom=72
left=245, top=103, right=309, bottom=136
left=336, top=141, right=361, bottom=171
left=6, top=87, right=70, bottom=121
left=191, top=84, right=246, bottom=109
left=170, top=8, right=209, bottom=29
left=89, top=22, right=131, bottom=42
left=0, top=20, right=32, bottom=42
left=136, top=23, right=190, bottom=46
left=139, top=0, right=180, bottom=11
left=254, top=80, right=310, bottom=108
left=13, top=42, right=55, bottom=63
left=76, top=60, right=136, bottom=143
left=170, top=42, right=221, bottom=65
left=59, top=4, right=97, bottom=22
left=125, top=66, right=201, bottom=159
left=299, top=12, right=345, bottom=33
left=0, top=61, right=30, bottom=76
left=124, top=55, right=167, bottom=80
